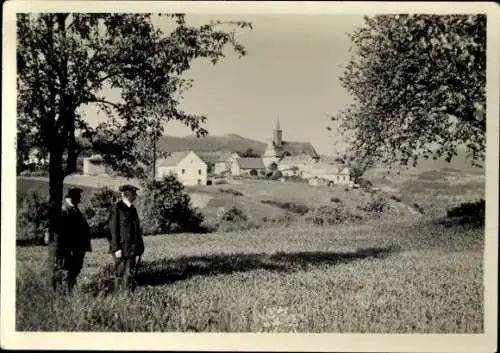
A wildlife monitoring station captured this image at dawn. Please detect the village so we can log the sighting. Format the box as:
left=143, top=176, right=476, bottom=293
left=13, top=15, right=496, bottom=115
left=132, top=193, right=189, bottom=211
left=81, top=120, right=353, bottom=188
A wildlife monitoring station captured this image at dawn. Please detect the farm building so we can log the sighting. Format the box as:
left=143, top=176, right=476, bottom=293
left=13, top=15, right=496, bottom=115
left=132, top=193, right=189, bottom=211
left=156, top=151, right=208, bottom=186
left=302, top=163, right=351, bottom=185
left=83, top=155, right=108, bottom=176
left=262, top=119, right=320, bottom=168
left=230, top=157, right=266, bottom=176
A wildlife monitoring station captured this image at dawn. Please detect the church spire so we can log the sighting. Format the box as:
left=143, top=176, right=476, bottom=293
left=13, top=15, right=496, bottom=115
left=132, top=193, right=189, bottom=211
left=273, top=115, right=283, bottom=147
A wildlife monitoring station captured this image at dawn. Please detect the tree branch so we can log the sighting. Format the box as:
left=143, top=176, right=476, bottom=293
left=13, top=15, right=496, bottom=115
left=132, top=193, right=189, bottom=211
left=82, top=98, right=121, bottom=110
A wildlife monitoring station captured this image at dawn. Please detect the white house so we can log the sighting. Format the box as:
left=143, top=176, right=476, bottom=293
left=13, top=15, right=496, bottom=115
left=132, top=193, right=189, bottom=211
left=156, top=151, right=208, bottom=186
left=83, top=154, right=107, bottom=176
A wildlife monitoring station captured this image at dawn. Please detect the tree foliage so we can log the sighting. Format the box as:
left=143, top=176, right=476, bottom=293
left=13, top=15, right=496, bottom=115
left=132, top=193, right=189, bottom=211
left=17, top=13, right=252, bottom=177
left=17, top=13, right=251, bottom=248
left=331, top=14, right=486, bottom=170
left=242, top=148, right=260, bottom=157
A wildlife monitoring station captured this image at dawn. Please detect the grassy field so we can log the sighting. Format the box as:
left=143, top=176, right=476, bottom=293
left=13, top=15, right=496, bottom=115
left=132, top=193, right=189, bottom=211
left=364, top=167, right=485, bottom=217
left=15, top=169, right=485, bottom=332
left=16, top=217, right=484, bottom=332
left=16, top=177, right=97, bottom=206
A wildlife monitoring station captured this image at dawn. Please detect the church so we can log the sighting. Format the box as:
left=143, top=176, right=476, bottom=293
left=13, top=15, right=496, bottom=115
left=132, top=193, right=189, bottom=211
left=262, top=119, right=320, bottom=168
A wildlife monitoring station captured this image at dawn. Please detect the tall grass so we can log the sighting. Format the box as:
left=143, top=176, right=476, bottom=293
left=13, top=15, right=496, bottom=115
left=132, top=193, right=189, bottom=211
left=16, top=218, right=484, bottom=332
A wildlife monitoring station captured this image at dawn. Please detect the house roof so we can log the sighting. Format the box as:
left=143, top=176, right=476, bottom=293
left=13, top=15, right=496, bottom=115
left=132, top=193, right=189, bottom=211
left=236, top=157, right=266, bottom=170
left=274, top=141, right=319, bottom=158
left=157, top=151, right=192, bottom=167
left=279, top=154, right=314, bottom=165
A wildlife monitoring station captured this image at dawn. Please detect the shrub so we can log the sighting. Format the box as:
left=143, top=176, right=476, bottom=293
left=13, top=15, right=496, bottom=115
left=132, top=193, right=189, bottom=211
left=412, top=202, right=425, bottom=214
left=219, top=206, right=248, bottom=222
left=261, top=200, right=309, bottom=215
left=304, top=204, right=362, bottom=226
left=249, top=169, right=258, bottom=176
left=262, top=214, right=295, bottom=225
left=218, top=188, right=243, bottom=196
left=358, top=178, right=373, bottom=191
left=216, top=206, right=255, bottom=232
left=16, top=190, right=50, bottom=245
left=330, top=197, right=342, bottom=203
left=390, top=194, right=403, bottom=202
left=282, top=175, right=307, bottom=183
left=269, top=170, right=283, bottom=180
left=136, top=175, right=206, bottom=235
left=82, top=187, right=120, bottom=239
left=446, top=199, right=485, bottom=225
left=363, top=196, right=394, bottom=214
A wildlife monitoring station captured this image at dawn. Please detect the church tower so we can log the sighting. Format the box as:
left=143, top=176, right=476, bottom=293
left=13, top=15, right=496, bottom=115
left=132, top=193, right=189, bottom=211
left=273, top=118, right=283, bottom=147
left=263, top=117, right=283, bottom=168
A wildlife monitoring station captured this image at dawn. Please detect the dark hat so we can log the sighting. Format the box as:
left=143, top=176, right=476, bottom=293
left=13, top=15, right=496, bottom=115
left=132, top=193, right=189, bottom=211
left=119, top=184, right=139, bottom=193
left=65, top=187, right=83, bottom=198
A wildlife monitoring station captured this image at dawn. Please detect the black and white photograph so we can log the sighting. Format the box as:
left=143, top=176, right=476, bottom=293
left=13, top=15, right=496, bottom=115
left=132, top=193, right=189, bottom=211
left=1, top=1, right=498, bottom=351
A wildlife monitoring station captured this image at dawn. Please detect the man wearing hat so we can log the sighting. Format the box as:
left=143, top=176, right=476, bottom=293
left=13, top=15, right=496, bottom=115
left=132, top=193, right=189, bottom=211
left=52, top=187, right=92, bottom=293
left=108, top=184, right=144, bottom=291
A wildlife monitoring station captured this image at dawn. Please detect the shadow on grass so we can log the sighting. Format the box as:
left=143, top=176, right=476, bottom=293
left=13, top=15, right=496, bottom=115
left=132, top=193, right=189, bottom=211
left=82, top=245, right=400, bottom=297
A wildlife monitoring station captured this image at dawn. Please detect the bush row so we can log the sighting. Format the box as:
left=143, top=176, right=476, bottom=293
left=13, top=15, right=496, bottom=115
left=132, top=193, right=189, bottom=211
left=260, top=200, right=309, bottom=215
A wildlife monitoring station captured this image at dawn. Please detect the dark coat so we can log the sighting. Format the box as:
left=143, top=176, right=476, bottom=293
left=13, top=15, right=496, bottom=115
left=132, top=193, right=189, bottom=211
left=60, top=202, right=92, bottom=255
left=108, top=201, right=144, bottom=258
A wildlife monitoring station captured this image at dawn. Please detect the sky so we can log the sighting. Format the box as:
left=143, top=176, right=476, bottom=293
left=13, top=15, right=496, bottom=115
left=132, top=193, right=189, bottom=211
left=81, top=13, right=367, bottom=156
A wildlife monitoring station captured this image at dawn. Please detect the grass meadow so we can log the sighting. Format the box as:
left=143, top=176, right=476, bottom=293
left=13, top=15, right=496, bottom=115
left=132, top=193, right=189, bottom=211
left=16, top=217, right=484, bottom=333
left=15, top=168, right=485, bottom=332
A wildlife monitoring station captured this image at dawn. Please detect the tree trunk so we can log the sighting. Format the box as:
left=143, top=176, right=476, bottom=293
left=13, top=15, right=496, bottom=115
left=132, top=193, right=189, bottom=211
left=64, top=116, right=77, bottom=176
left=152, top=136, right=156, bottom=180
left=47, top=149, right=65, bottom=281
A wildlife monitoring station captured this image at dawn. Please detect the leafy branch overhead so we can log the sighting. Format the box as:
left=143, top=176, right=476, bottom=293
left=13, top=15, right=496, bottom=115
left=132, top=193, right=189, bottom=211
left=330, top=14, right=485, bottom=170
left=17, top=13, right=252, bottom=177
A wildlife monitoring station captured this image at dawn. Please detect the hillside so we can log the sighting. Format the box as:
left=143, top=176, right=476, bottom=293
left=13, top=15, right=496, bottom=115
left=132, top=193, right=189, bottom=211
left=155, top=133, right=267, bottom=155
left=364, top=145, right=484, bottom=176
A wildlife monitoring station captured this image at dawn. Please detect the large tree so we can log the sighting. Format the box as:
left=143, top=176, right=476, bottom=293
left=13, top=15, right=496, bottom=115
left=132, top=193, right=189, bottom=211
left=17, top=13, right=251, bottom=264
left=331, top=14, right=486, bottom=172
